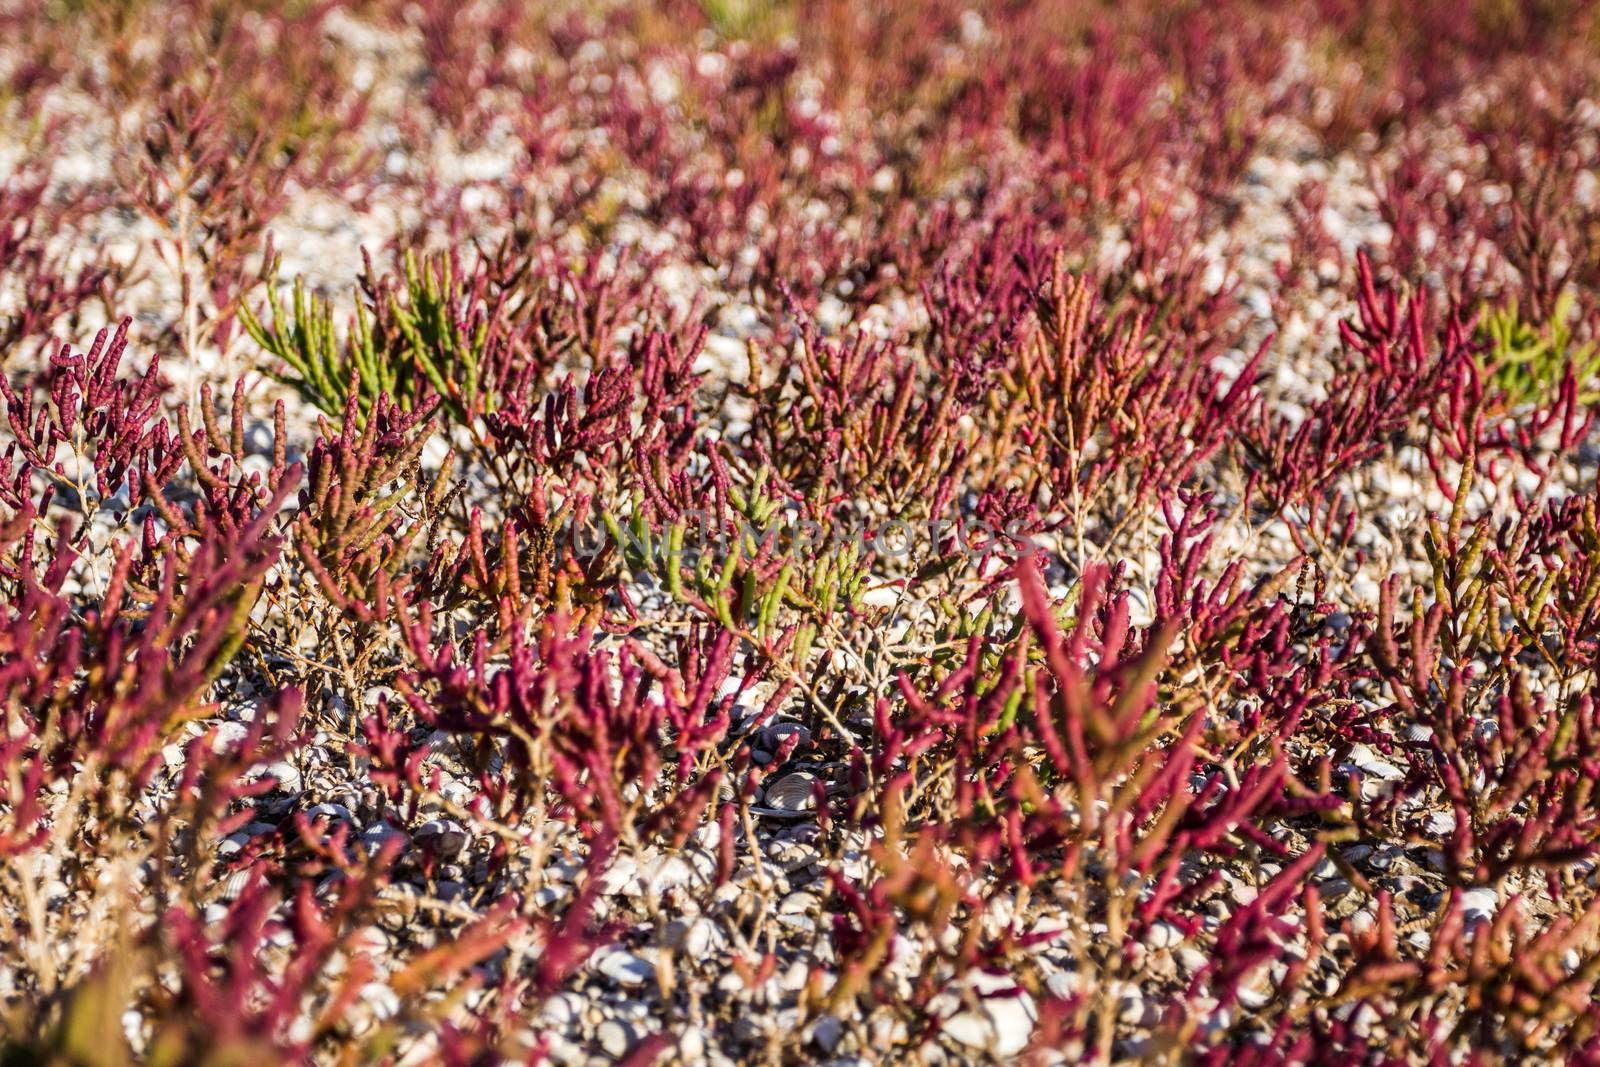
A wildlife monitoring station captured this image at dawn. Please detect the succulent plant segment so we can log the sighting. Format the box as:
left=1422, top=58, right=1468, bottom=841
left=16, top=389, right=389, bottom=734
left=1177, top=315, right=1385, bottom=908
left=4, top=1, right=1600, bottom=1064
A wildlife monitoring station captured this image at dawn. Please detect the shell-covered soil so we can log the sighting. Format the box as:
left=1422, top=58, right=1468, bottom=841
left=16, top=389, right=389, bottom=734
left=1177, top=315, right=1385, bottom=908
left=4, top=2, right=1600, bottom=1064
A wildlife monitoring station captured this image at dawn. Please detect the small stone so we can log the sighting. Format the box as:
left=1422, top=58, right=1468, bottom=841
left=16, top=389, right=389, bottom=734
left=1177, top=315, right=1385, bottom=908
left=1117, top=985, right=1146, bottom=1025
left=1238, top=983, right=1271, bottom=1009
left=1461, top=887, right=1498, bottom=924
left=544, top=1034, right=584, bottom=1067
left=943, top=1012, right=992, bottom=1051
left=533, top=884, right=571, bottom=907
left=941, top=971, right=1035, bottom=1057
left=678, top=1024, right=706, bottom=1060
left=600, top=856, right=642, bottom=896
left=1146, top=921, right=1183, bottom=949
left=682, top=918, right=716, bottom=957
left=540, top=992, right=585, bottom=1028
left=596, top=949, right=656, bottom=988
left=1045, top=971, right=1078, bottom=999
left=780, top=959, right=809, bottom=993
left=596, top=1019, right=632, bottom=1058
left=812, top=1014, right=844, bottom=1053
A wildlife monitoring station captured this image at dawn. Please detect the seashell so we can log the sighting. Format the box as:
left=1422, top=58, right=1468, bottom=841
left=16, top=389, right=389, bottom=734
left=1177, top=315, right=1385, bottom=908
left=210, top=721, right=250, bottom=753
left=414, top=818, right=467, bottom=857
left=361, top=982, right=400, bottom=1021
left=761, top=771, right=819, bottom=812
left=779, top=890, right=818, bottom=914
left=761, top=721, right=811, bottom=751
left=261, top=761, right=302, bottom=794
left=767, top=839, right=820, bottom=872
left=1146, top=921, right=1184, bottom=949
left=219, top=867, right=253, bottom=901
left=305, top=802, right=356, bottom=823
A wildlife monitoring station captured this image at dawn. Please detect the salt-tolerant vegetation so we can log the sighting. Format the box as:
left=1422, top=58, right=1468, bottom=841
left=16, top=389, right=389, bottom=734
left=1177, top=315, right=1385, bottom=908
left=3, top=0, right=1600, bottom=1062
